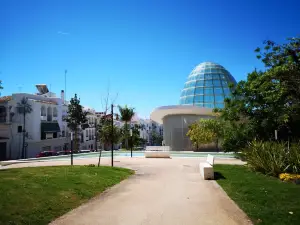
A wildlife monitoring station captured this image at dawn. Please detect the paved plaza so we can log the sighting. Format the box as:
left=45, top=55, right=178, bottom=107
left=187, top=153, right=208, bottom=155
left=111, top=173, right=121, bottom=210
left=2, top=157, right=251, bottom=225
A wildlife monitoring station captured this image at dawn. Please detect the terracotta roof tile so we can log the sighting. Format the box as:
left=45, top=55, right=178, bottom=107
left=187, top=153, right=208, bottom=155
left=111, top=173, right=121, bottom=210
left=0, top=96, right=12, bottom=103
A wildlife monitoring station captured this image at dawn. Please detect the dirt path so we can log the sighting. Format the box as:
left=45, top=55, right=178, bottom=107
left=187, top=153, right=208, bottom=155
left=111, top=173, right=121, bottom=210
left=36, top=157, right=253, bottom=225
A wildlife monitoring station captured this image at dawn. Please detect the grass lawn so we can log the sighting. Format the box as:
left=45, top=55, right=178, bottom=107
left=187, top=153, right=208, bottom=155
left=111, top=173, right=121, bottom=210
left=214, top=164, right=300, bottom=225
left=0, top=166, right=133, bottom=225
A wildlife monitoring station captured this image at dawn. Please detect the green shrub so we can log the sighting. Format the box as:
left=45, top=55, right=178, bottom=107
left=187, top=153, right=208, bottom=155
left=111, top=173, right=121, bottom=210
left=286, top=143, right=300, bottom=174
left=243, top=140, right=287, bottom=176
left=243, top=140, right=300, bottom=176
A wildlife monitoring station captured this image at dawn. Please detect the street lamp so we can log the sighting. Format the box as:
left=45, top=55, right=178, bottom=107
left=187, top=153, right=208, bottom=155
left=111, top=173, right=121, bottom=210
left=70, top=132, right=73, bottom=166
left=111, top=104, right=117, bottom=167
left=107, top=104, right=120, bottom=167
left=130, top=128, right=133, bottom=158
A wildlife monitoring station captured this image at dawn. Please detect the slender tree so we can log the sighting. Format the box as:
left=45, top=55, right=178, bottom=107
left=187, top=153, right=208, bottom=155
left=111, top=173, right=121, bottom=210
left=64, top=94, right=88, bottom=153
left=17, top=97, right=33, bottom=158
left=118, top=105, right=135, bottom=149
left=151, top=131, right=163, bottom=146
left=97, top=117, right=122, bottom=148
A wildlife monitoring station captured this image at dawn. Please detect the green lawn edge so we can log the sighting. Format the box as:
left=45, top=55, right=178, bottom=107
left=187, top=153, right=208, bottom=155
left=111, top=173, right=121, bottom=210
left=214, top=164, right=300, bottom=225
left=0, top=166, right=134, bottom=225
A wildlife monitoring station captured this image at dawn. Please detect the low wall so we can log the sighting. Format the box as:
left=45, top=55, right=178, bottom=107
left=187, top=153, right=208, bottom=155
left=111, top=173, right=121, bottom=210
left=145, top=146, right=171, bottom=158
left=145, top=146, right=171, bottom=151
left=145, top=151, right=170, bottom=158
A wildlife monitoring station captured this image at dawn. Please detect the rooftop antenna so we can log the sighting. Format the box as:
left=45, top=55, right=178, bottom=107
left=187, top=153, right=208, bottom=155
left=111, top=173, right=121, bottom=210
left=65, top=69, right=67, bottom=104
left=50, top=84, right=52, bottom=97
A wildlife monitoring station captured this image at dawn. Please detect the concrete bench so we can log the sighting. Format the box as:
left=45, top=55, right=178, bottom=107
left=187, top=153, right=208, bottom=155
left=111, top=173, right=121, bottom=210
left=199, top=154, right=214, bottom=180
left=145, top=146, right=171, bottom=158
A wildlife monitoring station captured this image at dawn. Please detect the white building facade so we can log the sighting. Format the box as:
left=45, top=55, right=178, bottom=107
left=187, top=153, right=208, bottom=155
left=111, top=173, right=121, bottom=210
left=0, top=84, right=101, bottom=160
left=131, top=116, right=163, bottom=146
left=0, top=85, right=70, bottom=159
left=79, top=107, right=97, bottom=151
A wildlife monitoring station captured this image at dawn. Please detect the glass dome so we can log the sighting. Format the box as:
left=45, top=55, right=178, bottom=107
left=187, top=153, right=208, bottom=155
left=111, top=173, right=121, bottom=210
left=179, top=62, right=236, bottom=109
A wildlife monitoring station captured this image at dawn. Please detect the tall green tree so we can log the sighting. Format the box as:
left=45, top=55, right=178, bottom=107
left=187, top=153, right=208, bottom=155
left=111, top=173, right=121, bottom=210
left=216, top=36, right=300, bottom=143
left=65, top=94, right=88, bottom=152
left=118, top=105, right=135, bottom=149
left=17, top=97, right=33, bottom=159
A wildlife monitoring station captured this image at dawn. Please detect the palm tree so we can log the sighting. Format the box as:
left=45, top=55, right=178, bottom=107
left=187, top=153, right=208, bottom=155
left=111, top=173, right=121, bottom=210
left=17, top=97, right=33, bottom=159
left=118, top=105, right=135, bottom=150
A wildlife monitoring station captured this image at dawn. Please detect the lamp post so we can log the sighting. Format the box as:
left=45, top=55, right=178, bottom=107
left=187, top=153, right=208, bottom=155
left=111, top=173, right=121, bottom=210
left=94, top=119, right=97, bottom=152
left=111, top=104, right=114, bottom=167
left=130, top=128, right=133, bottom=158
left=70, top=132, right=73, bottom=166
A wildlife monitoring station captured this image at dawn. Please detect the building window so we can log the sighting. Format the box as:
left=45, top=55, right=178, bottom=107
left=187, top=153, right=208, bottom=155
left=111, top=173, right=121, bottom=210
left=62, top=125, right=66, bottom=137
left=47, top=107, right=52, bottom=121
left=0, top=106, right=6, bottom=123
left=41, top=106, right=46, bottom=116
left=18, top=126, right=22, bottom=133
left=53, top=107, right=58, bottom=117
left=86, top=129, right=88, bottom=137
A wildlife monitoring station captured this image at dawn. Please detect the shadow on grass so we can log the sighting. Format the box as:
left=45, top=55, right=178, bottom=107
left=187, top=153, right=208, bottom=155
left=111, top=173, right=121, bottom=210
left=214, top=172, right=226, bottom=180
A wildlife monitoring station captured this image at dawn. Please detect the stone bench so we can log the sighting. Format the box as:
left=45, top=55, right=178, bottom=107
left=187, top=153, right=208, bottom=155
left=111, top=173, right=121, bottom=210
left=145, top=146, right=171, bottom=158
left=199, top=154, right=214, bottom=180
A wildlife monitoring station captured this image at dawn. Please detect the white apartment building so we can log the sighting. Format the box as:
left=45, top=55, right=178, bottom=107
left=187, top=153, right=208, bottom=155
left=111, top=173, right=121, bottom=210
left=0, top=84, right=99, bottom=160
left=131, top=116, right=163, bottom=146
left=79, top=107, right=97, bottom=151
left=0, top=85, right=70, bottom=159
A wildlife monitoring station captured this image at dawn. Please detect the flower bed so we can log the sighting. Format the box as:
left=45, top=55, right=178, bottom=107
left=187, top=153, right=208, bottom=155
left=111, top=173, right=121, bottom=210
left=279, top=173, right=300, bottom=184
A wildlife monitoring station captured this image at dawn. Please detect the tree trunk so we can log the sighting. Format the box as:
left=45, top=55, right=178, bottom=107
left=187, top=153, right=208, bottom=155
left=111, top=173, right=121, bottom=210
left=75, top=129, right=78, bottom=152
left=216, top=138, right=219, bottom=152
left=125, top=122, right=128, bottom=150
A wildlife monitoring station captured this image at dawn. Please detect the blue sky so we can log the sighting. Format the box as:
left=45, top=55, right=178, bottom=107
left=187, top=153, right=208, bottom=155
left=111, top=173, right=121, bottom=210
left=1, top=0, right=299, bottom=118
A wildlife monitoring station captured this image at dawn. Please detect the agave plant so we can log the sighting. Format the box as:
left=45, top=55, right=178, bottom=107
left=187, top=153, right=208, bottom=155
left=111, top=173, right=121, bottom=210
left=243, top=140, right=288, bottom=176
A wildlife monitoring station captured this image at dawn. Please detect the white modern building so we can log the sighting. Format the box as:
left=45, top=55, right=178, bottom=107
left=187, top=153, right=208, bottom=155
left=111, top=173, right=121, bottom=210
left=150, top=62, right=237, bottom=151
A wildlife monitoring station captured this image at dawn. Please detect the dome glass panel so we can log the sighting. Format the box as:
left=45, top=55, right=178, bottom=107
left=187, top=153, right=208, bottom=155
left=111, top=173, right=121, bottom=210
left=179, top=62, right=237, bottom=109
